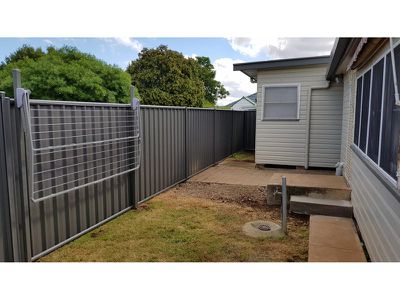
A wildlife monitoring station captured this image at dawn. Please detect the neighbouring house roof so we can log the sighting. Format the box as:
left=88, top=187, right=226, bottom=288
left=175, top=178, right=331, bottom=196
left=326, top=38, right=389, bottom=80
left=233, top=55, right=331, bottom=82
left=227, top=94, right=256, bottom=108
left=247, top=93, right=257, bottom=103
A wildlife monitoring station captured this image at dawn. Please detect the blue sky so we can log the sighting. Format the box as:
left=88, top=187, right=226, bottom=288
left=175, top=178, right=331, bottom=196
left=0, top=38, right=335, bottom=105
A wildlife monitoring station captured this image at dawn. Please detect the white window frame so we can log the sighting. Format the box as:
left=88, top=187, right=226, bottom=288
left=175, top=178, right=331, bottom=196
left=261, top=83, right=301, bottom=121
left=353, top=41, right=400, bottom=187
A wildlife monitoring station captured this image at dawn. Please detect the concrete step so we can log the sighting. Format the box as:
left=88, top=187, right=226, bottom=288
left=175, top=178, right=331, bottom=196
left=308, top=215, right=366, bottom=262
left=290, top=196, right=353, bottom=218
left=266, top=172, right=351, bottom=205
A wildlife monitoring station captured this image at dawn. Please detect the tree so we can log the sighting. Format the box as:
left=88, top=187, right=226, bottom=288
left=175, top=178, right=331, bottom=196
left=0, top=45, right=131, bottom=103
left=195, top=56, right=229, bottom=104
left=126, top=45, right=205, bottom=107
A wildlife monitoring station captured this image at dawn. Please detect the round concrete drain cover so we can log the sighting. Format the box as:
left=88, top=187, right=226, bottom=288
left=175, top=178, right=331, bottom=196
left=243, top=220, right=282, bottom=238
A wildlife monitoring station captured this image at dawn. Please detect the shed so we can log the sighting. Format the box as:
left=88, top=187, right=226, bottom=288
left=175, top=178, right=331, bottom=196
left=234, top=56, right=343, bottom=168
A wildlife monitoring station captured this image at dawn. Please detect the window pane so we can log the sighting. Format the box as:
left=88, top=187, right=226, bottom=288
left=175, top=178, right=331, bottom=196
left=354, top=77, right=363, bottom=145
left=265, top=86, right=297, bottom=103
left=359, top=70, right=371, bottom=152
left=263, top=103, right=298, bottom=119
left=367, top=58, right=384, bottom=163
left=380, top=48, right=400, bottom=180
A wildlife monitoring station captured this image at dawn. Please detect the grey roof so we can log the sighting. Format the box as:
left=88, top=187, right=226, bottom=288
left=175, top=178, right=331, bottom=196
left=326, top=38, right=353, bottom=80
left=227, top=94, right=256, bottom=107
left=247, top=93, right=257, bottom=103
left=233, top=55, right=331, bottom=82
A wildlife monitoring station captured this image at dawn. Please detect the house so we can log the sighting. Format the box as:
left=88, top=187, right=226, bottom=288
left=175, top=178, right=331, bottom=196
left=227, top=93, right=257, bottom=110
left=234, top=38, right=400, bottom=261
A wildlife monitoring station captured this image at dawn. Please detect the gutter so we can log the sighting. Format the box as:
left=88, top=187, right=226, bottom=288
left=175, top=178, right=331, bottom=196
left=304, top=81, right=331, bottom=169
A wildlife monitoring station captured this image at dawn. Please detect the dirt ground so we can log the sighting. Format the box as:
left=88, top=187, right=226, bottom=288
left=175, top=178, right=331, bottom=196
left=40, top=182, right=309, bottom=262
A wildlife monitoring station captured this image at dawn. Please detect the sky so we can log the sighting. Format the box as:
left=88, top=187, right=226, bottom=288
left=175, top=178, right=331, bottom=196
left=0, top=38, right=335, bottom=105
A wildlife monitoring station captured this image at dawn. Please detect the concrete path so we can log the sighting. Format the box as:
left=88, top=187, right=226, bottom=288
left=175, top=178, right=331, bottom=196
left=308, top=215, right=366, bottom=262
left=189, top=158, right=335, bottom=187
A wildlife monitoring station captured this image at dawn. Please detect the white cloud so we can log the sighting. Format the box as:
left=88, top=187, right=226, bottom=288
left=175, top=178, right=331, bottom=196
left=213, top=57, right=256, bottom=106
left=184, top=53, right=197, bottom=59
left=113, top=37, right=143, bottom=52
left=227, top=37, right=335, bottom=59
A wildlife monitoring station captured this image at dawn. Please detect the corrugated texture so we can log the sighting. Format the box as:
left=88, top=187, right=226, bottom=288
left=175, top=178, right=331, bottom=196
left=244, top=111, right=256, bottom=150
left=351, top=151, right=400, bottom=261
left=0, top=100, right=251, bottom=261
left=309, top=83, right=344, bottom=167
left=255, top=66, right=329, bottom=166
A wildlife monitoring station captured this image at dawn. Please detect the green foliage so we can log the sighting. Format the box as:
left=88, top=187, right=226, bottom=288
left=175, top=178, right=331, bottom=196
left=195, top=56, right=229, bottom=104
left=0, top=45, right=131, bottom=103
left=127, top=45, right=205, bottom=107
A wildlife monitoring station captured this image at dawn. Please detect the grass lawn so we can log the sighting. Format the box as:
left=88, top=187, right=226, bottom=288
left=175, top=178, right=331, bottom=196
left=39, top=182, right=309, bottom=262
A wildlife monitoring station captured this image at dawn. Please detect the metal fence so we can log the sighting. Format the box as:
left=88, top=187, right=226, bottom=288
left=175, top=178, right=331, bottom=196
left=0, top=92, right=255, bottom=262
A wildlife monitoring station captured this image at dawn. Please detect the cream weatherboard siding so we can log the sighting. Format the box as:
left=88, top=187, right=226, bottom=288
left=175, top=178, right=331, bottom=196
left=339, top=40, right=400, bottom=261
left=255, top=65, right=341, bottom=167
left=309, top=83, right=343, bottom=167
left=351, top=152, right=400, bottom=261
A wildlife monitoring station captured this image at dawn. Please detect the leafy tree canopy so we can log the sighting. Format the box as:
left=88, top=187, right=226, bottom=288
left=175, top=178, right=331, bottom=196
left=127, top=45, right=205, bottom=107
left=0, top=45, right=131, bottom=103
left=127, top=45, right=228, bottom=107
left=195, top=56, right=229, bottom=104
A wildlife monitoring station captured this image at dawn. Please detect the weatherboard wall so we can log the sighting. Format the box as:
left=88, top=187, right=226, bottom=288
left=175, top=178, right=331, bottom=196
left=255, top=65, right=342, bottom=167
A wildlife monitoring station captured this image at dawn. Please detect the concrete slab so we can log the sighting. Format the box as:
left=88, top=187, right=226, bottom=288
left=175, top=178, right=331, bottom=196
left=266, top=173, right=351, bottom=205
left=189, top=158, right=336, bottom=187
left=308, top=215, right=366, bottom=262
left=290, top=196, right=353, bottom=218
left=269, top=173, right=350, bottom=190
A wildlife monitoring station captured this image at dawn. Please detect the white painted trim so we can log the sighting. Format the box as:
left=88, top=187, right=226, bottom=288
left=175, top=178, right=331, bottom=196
left=378, top=55, right=386, bottom=165
left=366, top=67, right=373, bottom=154
left=354, top=143, right=397, bottom=187
left=358, top=76, right=364, bottom=145
left=260, top=83, right=301, bottom=121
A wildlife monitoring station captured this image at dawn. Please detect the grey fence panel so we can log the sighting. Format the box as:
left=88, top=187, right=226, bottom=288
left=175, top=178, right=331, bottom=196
left=186, top=108, right=215, bottom=177
left=244, top=111, right=256, bottom=150
left=0, top=99, right=256, bottom=262
left=0, top=94, right=13, bottom=262
left=215, top=110, right=233, bottom=162
left=136, top=106, right=186, bottom=203
left=232, top=111, right=245, bottom=153
left=28, top=101, right=133, bottom=260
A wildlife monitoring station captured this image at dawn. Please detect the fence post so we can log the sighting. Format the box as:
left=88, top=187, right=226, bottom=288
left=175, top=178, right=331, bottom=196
left=213, top=107, right=216, bottom=164
left=231, top=111, right=234, bottom=155
left=130, top=86, right=139, bottom=209
left=184, top=107, right=188, bottom=178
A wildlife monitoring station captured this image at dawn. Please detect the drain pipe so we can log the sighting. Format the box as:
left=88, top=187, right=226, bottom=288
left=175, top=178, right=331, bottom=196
left=281, top=176, right=288, bottom=235
left=304, top=81, right=331, bottom=169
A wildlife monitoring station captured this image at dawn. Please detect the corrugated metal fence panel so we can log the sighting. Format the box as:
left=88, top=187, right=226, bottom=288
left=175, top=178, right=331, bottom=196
left=0, top=94, right=13, bottom=262
left=0, top=101, right=256, bottom=261
left=215, top=110, right=233, bottom=162
left=186, top=108, right=215, bottom=177
left=244, top=111, right=256, bottom=150
left=0, top=97, right=32, bottom=261
left=136, top=107, right=186, bottom=203
left=232, top=111, right=244, bottom=153
left=28, top=101, right=133, bottom=260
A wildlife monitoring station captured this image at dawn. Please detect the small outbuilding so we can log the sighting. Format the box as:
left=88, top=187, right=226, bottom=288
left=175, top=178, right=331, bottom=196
left=234, top=56, right=343, bottom=168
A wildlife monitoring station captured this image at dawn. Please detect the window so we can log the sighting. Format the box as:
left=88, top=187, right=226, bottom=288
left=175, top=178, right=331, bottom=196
left=354, top=43, right=400, bottom=182
left=262, top=85, right=299, bottom=120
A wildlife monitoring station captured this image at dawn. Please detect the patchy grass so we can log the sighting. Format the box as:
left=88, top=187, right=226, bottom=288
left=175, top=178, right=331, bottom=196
left=39, top=183, right=308, bottom=262
left=231, top=151, right=255, bottom=162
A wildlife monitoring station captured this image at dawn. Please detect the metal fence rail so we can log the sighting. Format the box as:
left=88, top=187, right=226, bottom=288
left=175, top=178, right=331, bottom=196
left=0, top=92, right=255, bottom=262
